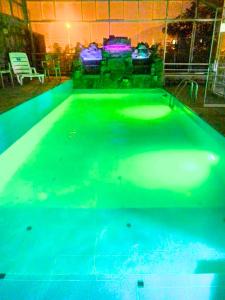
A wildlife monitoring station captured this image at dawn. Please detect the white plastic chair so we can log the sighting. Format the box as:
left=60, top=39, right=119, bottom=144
left=9, top=52, right=44, bottom=85
left=0, top=63, right=14, bottom=88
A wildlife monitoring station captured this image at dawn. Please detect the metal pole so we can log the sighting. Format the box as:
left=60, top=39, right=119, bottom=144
left=108, top=0, right=110, bottom=35
left=203, top=8, right=219, bottom=105
left=163, top=0, right=169, bottom=85
left=188, top=1, right=198, bottom=71
left=188, top=22, right=196, bottom=71
left=22, top=0, right=36, bottom=65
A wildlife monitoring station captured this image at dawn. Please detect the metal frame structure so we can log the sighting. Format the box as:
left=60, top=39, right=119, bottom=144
left=1, top=0, right=225, bottom=106
left=24, top=0, right=223, bottom=66
left=0, top=0, right=27, bottom=20
left=203, top=1, right=225, bottom=107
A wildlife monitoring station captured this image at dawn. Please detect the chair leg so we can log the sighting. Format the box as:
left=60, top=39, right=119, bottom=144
left=40, top=76, right=44, bottom=84
left=9, top=71, right=14, bottom=87
left=17, top=75, right=22, bottom=85
left=0, top=73, right=4, bottom=88
left=18, top=75, right=23, bottom=85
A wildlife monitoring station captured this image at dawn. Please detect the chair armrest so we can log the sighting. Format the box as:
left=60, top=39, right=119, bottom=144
left=31, top=67, right=38, bottom=74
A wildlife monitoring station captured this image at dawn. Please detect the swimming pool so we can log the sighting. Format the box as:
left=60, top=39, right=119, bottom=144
left=0, top=82, right=225, bottom=299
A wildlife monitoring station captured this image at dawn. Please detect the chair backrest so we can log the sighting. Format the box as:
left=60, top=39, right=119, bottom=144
left=9, top=52, right=32, bottom=75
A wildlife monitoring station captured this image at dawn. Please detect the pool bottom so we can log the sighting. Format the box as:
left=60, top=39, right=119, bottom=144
left=1, top=206, right=225, bottom=299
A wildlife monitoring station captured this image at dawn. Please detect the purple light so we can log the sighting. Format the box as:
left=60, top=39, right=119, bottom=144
left=80, top=48, right=102, bottom=61
left=104, top=45, right=132, bottom=52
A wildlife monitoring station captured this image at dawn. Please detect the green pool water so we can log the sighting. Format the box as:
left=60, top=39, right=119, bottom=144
left=0, top=86, right=225, bottom=299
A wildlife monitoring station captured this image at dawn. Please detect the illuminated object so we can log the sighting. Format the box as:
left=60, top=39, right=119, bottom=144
left=118, top=150, right=219, bottom=192
left=103, top=35, right=132, bottom=57
left=104, top=45, right=132, bottom=53
left=119, top=104, right=171, bottom=120
left=132, top=43, right=151, bottom=60
left=80, top=43, right=102, bottom=62
left=65, top=22, right=71, bottom=29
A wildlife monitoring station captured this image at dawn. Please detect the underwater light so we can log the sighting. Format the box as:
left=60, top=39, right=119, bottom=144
left=119, top=105, right=172, bottom=120
left=208, top=154, right=216, bottom=161
left=118, top=150, right=219, bottom=192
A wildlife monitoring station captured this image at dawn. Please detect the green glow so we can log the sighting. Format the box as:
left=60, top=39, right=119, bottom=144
left=119, top=104, right=171, bottom=120
left=118, top=150, right=219, bottom=192
left=0, top=96, right=72, bottom=192
left=75, top=93, right=130, bottom=100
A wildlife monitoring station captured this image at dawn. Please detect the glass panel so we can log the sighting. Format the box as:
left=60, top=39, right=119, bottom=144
left=41, top=1, right=55, bottom=20
left=110, top=22, right=123, bottom=36
left=168, top=0, right=195, bottom=19
left=139, top=1, right=153, bottom=20
left=153, top=1, right=166, bottom=19
left=12, top=3, right=24, bottom=19
left=31, top=21, right=91, bottom=51
left=96, top=1, right=108, bottom=20
left=91, top=22, right=109, bottom=45
left=73, top=22, right=91, bottom=46
left=138, top=22, right=165, bottom=46
left=110, top=1, right=124, bottom=19
left=193, top=21, right=214, bottom=63
left=0, top=0, right=11, bottom=15
left=31, top=22, right=52, bottom=51
left=182, top=1, right=195, bottom=17
left=82, top=1, right=96, bottom=21
left=205, top=30, right=225, bottom=105
left=110, top=22, right=138, bottom=45
left=27, top=2, right=42, bottom=21
left=124, top=1, right=138, bottom=20
left=124, top=23, right=138, bottom=45
left=197, top=3, right=216, bottom=19
left=168, top=1, right=183, bottom=19
left=55, top=1, right=82, bottom=21
left=166, top=21, right=193, bottom=63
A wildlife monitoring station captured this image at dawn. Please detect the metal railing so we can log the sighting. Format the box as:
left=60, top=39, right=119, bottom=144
left=164, top=62, right=209, bottom=78
left=175, top=78, right=199, bottom=102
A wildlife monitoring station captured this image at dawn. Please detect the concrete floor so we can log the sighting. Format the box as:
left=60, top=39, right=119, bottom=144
left=0, top=77, right=68, bottom=114
left=166, top=85, right=225, bottom=136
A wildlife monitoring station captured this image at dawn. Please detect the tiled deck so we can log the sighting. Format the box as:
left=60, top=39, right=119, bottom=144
left=0, top=77, right=68, bottom=114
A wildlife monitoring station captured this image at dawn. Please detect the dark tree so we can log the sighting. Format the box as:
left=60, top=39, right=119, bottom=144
left=164, top=0, right=222, bottom=63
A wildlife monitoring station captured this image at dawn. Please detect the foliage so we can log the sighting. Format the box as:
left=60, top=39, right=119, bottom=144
left=164, top=0, right=221, bottom=63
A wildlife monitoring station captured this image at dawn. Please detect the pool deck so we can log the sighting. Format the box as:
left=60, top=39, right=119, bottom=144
left=0, top=77, right=68, bottom=114
left=0, top=79, right=225, bottom=136
left=166, top=85, right=225, bottom=136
